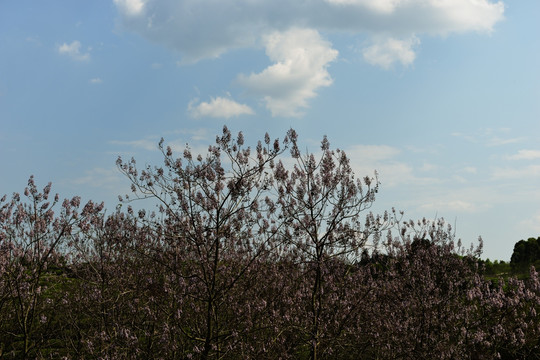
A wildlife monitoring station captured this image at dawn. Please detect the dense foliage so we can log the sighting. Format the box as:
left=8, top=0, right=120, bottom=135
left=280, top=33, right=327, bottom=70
left=511, top=237, right=540, bottom=274
left=2, top=127, right=540, bottom=359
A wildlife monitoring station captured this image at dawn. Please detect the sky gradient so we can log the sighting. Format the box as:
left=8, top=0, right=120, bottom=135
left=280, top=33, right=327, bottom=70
left=1, top=0, right=539, bottom=260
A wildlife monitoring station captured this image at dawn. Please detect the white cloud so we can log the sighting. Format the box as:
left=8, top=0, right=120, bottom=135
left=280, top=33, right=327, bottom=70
left=426, top=0, right=505, bottom=34
left=112, top=0, right=503, bottom=64
left=114, top=0, right=147, bottom=16
left=238, top=28, right=338, bottom=117
left=506, top=150, right=540, bottom=161
left=362, top=36, right=419, bottom=69
left=188, top=97, right=255, bottom=119
left=325, top=0, right=401, bottom=14
left=58, top=41, right=90, bottom=61
left=112, top=0, right=504, bottom=116
left=492, top=165, right=540, bottom=179
left=325, top=0, right=505, bottom=28
left=89, top=78, right=103, bottom=84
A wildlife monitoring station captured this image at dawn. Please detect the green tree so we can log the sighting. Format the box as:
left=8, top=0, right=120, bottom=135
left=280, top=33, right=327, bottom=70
left=510, top=237, right=540, bottom=273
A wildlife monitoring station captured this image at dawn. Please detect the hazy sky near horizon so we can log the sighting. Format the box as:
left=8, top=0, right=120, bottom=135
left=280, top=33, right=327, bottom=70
left=1, top=0, right=539, bottom=260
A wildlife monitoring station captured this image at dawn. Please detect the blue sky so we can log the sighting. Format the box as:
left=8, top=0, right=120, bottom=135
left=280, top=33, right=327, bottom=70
left=1, top=0, right=539, bottom=260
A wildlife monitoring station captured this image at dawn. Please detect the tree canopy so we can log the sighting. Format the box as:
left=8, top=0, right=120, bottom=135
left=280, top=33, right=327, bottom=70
left=511, top=237, right=540, bottom=273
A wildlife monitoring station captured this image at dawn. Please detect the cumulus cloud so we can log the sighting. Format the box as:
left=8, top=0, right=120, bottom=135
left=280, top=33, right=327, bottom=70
left=326, top=0, right=505, bottom=28
left=58, top=41, right=90, bottom=61
left=188, top=97, right=254, bottom=119
left=113, top=0, right=504, bottom=63
left=325, top=0, right=402, bottom=14
left=112, top=0, right=504, bottom=115
left=362, top=36, right=419, bottom=69
left=89, top=78, right=103, bottom=84
left=238, top=28, right=337, bottom=117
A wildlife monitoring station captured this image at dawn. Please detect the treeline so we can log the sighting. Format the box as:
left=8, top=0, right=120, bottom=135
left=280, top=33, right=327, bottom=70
left=511, top=237, right=540, bottom=274
left=2, top=127, right=540, bottom=359
left=479, top=237, right=540, bottom=279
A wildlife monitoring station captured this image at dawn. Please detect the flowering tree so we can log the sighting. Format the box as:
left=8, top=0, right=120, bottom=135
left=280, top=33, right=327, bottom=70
left=116, top=126, right=293, bottom=359
left=272, top=133, right=381, bottom=359
left=60, top=208, right=164, bottom=358
left=466, top=267, right=540, bottom=359
left=0, top=176, right=103, bottom=358
left=355, top=218, right=483, bottom=359
left=3, top=129, right=540, bottom=359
